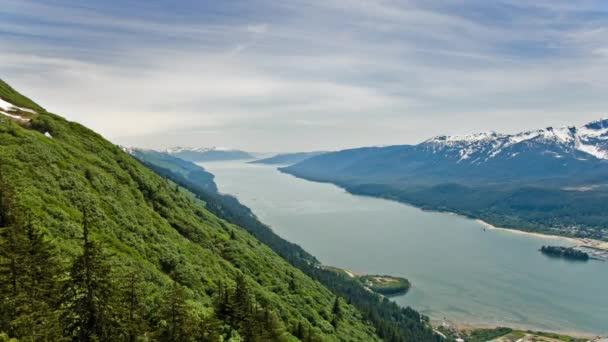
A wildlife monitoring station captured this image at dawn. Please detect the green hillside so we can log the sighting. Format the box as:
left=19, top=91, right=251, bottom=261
left=0, top=80, right=383, bottom=341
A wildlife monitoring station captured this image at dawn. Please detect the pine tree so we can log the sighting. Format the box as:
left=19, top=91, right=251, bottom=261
left=196, top=312, right=222, bottom=342
left=214, top=281, right=234, bottom=321
left=288, top=272, right=298, bottom=292
left=156, top=281, right=195, bottom=341
left=332, top=296, right=342, bottom=318
left=240, top=307, right=257, bottom=342
left=331, top=296, right=343, bottom=329
left=0, top=182, right=18, bottom=333
left=0, top=189, right=62, bottom=340
left=233, top=273, right=251, bottom=326
left=294, top=321, right=305, bottom=339
left=62, top=210, right=120, bottom=341
left=120, top=271, right=148, bottom=342
left=0, top=219, right=63, bottom=339
left=258, top=308, right=286, bottom=342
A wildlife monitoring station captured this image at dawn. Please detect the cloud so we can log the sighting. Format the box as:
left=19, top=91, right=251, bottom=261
left=246, top=24, right=268, bottom=35
left=0, top=0, right=607, bottom=151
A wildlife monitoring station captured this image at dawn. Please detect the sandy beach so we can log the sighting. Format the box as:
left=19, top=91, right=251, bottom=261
left=473, top=219, right=607, bottom=249
left=431, top=318, right=600, bottom=340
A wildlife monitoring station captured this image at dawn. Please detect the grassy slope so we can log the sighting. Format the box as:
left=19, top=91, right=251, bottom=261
left=0, top=80, right=379, bottom=341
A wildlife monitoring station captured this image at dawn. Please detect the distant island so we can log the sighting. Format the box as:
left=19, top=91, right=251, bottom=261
left=321, top=266, right=410, bottom=296
left=540, top=246, right=590, bottom=261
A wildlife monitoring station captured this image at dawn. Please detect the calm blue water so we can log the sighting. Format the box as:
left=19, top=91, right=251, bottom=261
left=202, top=161, right=608, bottom=336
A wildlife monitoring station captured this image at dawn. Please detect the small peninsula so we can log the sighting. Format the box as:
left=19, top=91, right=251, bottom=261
left=321, top=266, right=411, bottom=296
left=358, top=275, right=411, bottom=296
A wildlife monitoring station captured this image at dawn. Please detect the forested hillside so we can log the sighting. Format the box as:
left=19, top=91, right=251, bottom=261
left=0, top=79, right=390, bottom=341
left=130, top=148, right=442, bottom=342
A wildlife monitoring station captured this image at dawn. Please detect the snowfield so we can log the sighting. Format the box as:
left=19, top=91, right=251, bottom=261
left=0, top=97, right=37, bottom=122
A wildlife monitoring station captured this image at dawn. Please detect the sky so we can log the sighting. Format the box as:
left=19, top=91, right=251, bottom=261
left=1, top=0, right=607, bottom=152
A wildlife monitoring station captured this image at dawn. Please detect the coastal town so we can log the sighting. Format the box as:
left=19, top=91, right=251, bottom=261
left=574, top=239, right=608, bottom=261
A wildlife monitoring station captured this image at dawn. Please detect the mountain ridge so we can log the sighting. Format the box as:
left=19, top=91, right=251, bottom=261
left=283, top=119, right=608, bottom=186
left=250, top=152, right=328, bottom=165
left=164, top=146, right=254, bottom=162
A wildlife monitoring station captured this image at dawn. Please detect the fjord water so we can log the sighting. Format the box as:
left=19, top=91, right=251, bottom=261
left=202, top=161, right=608, bottom=335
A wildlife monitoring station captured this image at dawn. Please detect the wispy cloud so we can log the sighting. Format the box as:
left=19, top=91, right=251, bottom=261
left=0, top=0, right=607, bottom=151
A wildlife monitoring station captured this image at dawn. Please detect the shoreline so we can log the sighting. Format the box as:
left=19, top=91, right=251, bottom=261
left=334, top=264, right=605, bottom=338
left=474, top=219, right=608, bottom=251
left=430, top=319, right=601, bottom=340
left=474, top=219, right=579, bottom=244
left=281, top=169, right=607, bottom=251
left=280, top=169, right=607, bottom=250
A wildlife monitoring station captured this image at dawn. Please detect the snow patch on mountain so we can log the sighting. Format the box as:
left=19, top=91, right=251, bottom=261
left=423, top=119, right=608, bottom=162
left=164, top=146, right=241, bottom=154
left=576, top=143, right=607, bottom=159
left=0, top=98, right=37, bottom=114
left=0, top=97, right=37, bottom=122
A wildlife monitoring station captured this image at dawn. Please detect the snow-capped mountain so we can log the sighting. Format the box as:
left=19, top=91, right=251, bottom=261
left=164, top=146, right=215, bottom=154
left=282, top=119, right=608, bottom=186
left=422, top=119, right=608, bottom=163
left=163, top=146, right=254, bottom=162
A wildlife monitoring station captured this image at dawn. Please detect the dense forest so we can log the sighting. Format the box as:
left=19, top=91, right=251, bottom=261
left=344, top=182, right=608, bottom=241
left=0, top=79, right=393, bottom=341
left=131, top=149, right=442, bottom=342
left=274, top=169, right=608, bottom=242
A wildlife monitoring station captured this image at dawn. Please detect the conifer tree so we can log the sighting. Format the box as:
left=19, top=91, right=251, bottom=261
left=258, top=308, right=286, bottom=342
left=332, top=296, right=342, bottom=318
left=294, top=321, right=305, bottom=339
left=156, top=281, right=195, bottom=341
left=0, top=217, right=63, bottom=339
left=120, top=271, right=148, bottom=342
left=233, top=273, right=251, bottom=326
left=62, top=210, right=120, bottom=341
left=331, top=296, right=343, bottom=329
left=196, top=312, right=222, bottom=342
left=214, top=281, right=234, bottom=321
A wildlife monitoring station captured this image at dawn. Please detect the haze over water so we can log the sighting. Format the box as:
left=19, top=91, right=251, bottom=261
left=202, top=161, right=608, bottom=336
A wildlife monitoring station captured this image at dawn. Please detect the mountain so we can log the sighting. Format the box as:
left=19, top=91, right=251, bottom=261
left=250, top=152, right=328, bottom=165
left=283, top=120, right=608, bottom=186
left=0, top=79, right=400, bottom=341
left=282, top=120, right=608, bottom=240
left=165, top=146, right=254, bottom=162
left=127, top=148, right=218, bottom=192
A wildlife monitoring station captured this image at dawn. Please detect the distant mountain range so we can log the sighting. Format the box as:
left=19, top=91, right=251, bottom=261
left=282, top=119, right=608, bottom=240
left=163, top=146, right=254, bottom=162
left=284, top=119, right=608, bottom=186
left=250, top=151, right=328, bottom=165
